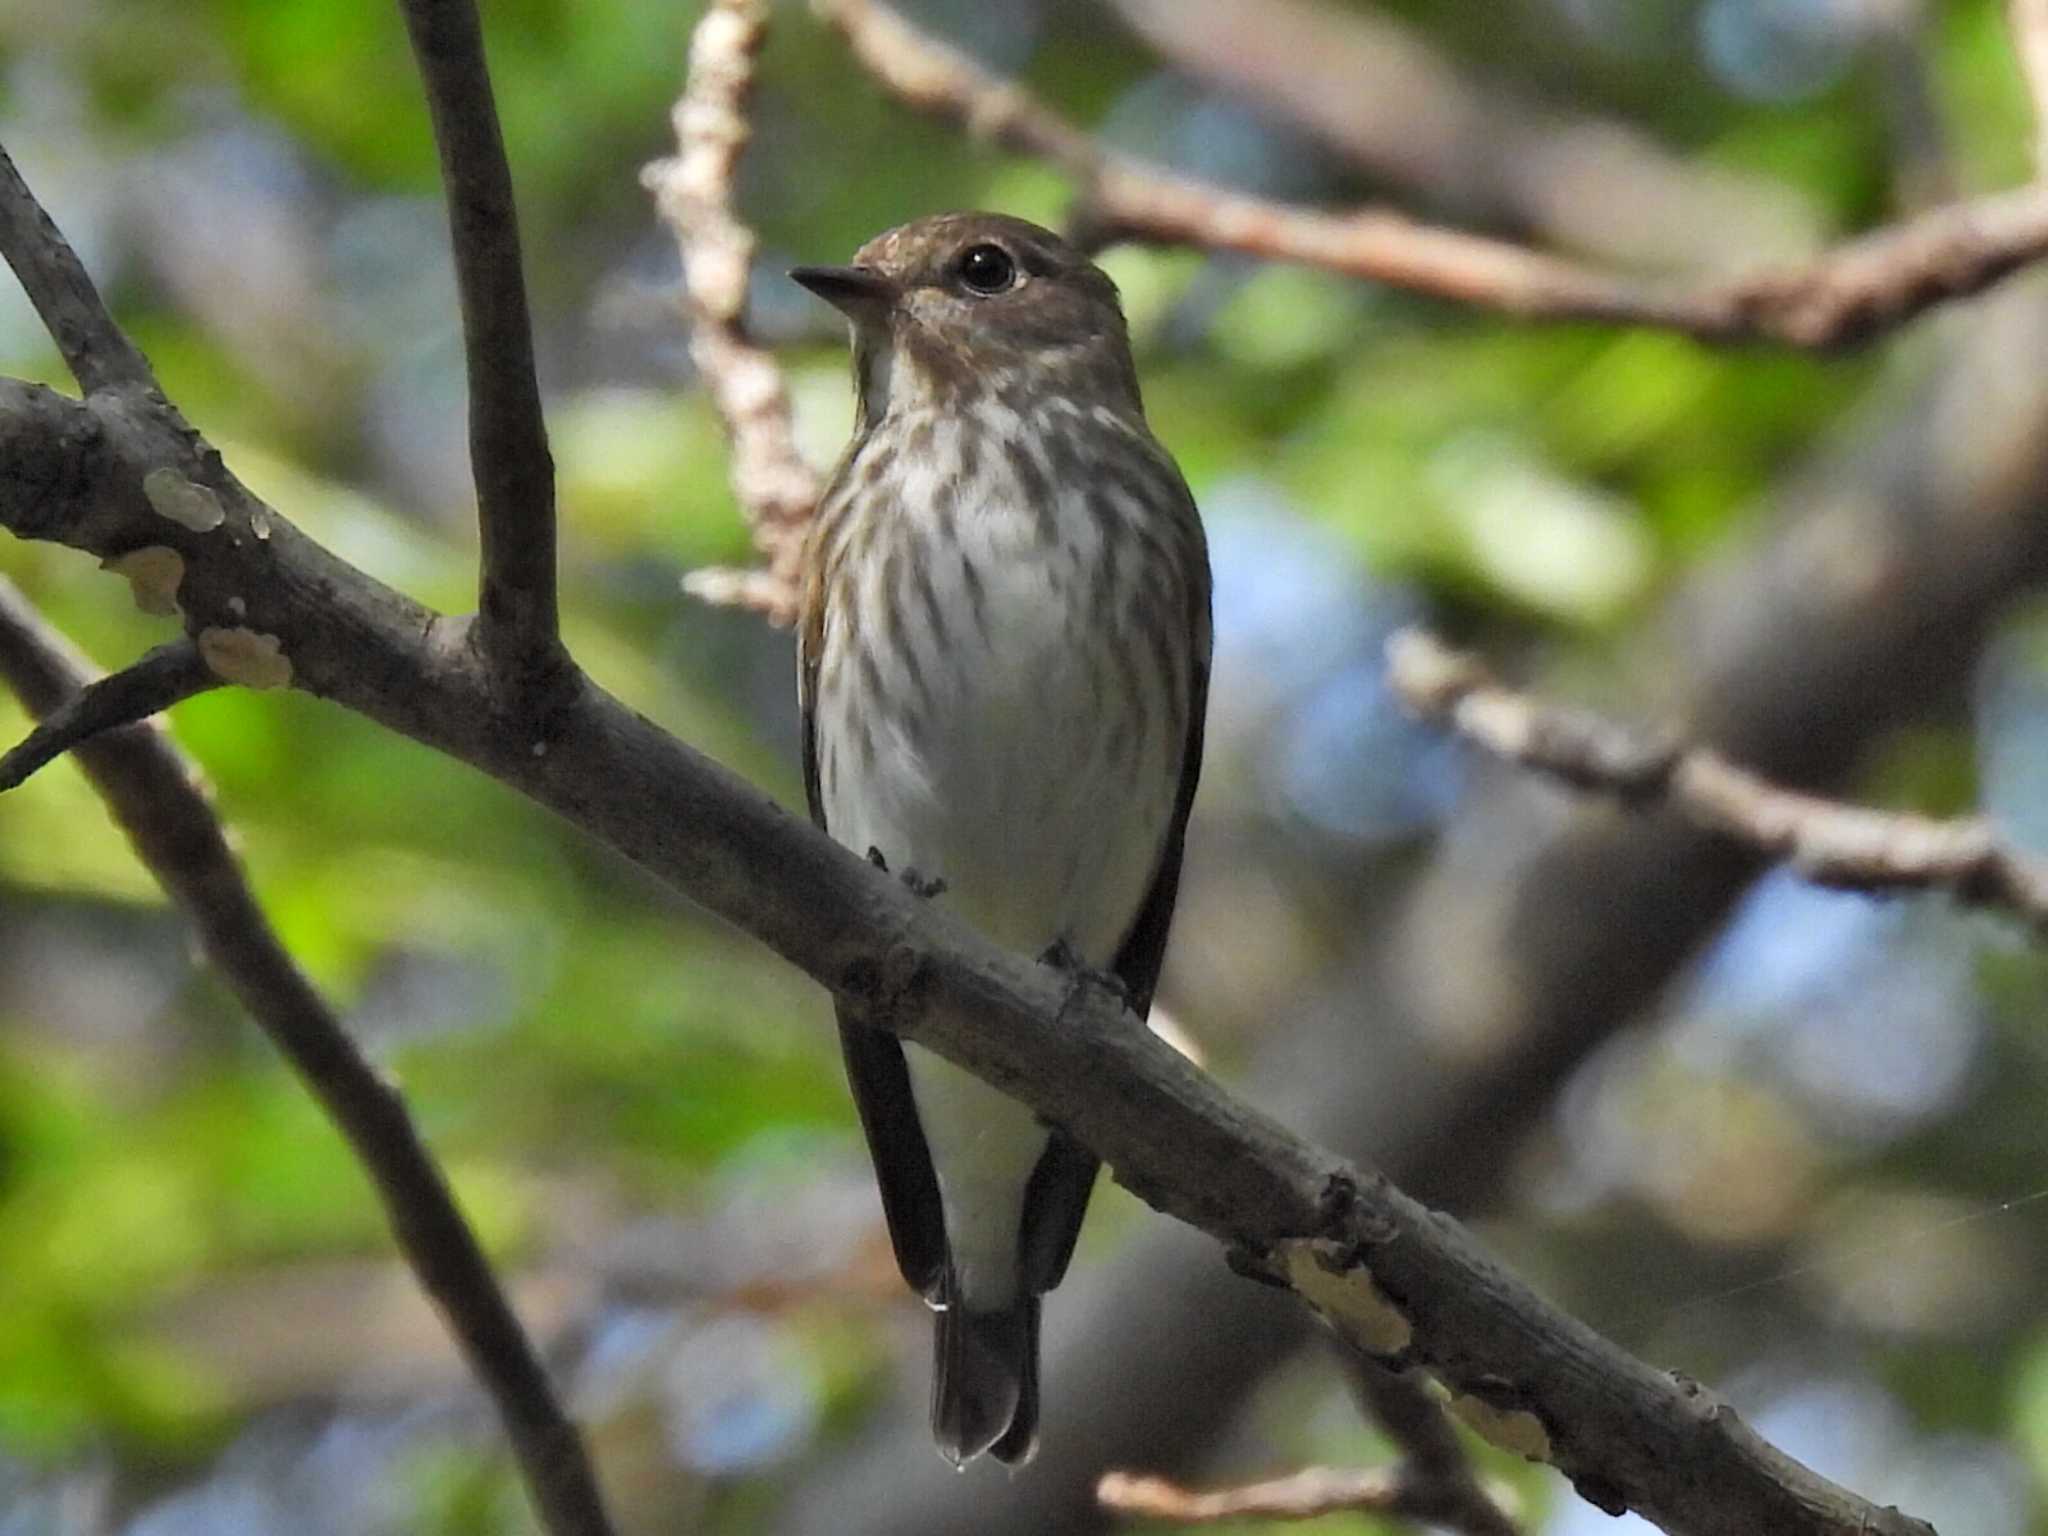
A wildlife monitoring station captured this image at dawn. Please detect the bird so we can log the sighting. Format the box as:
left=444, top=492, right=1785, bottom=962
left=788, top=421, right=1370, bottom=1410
left=790, top=211, right=1211, bottom=1467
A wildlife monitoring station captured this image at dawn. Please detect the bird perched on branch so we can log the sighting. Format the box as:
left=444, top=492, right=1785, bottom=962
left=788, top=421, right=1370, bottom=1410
left=793, top=212, right=1210, bottom=1466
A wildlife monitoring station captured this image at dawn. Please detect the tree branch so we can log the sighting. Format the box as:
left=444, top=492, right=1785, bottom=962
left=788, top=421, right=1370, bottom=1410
left=1098, top=1464, right=1517, bottom=1531
left=0, top=225, right=1937, bottom=1536
left=816, top=0, right=2048, bottom=349
left=0, top=578, right=616, bottom=1536
left=0, top=144, right=155, bottom=393
left=645, top=0, right=822, bottom=625
left=1388, top=628, right=2048, bottom=934
left=1099, top=1355, right=1521, bottom=1534
left=395, top=0, right=564, bottom=689
left=0, top=637, right=216, bottom=790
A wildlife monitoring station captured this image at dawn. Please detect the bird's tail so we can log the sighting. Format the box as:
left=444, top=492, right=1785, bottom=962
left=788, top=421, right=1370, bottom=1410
left=931, top=1279, right=1040, bottom=1467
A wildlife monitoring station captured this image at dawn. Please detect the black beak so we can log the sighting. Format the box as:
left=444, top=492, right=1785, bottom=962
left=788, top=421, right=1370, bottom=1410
left=790, top=264, right=894, bottom=317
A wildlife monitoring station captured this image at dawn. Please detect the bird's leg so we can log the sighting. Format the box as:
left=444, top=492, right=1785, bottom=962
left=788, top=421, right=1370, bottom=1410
left=867, top=845, right=948, bottom=900
left=1039, top=934, right=1131, bottom=1014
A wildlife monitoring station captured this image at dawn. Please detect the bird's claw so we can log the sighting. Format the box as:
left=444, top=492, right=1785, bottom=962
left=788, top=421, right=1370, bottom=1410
left=1039, top=936, right=1130, bottom=1012
left=867, top=847, right=946, bottom=899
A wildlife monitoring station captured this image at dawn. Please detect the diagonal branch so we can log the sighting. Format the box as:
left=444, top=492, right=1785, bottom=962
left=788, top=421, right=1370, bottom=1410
left=0, top=144, right=154, bottom=393
left=0, top=637, right=216, bottom=790
left=395, top=0, right=564, bottom=689
left=0, top=355, right=1937, bottom=1536
left=0, top=577, right=616, bottom=1536
left=816, top=0, right=2048, bottom=349
left=1388, top=628, right=2048, bottom=933
left=645, top=0, right=822, bottom=625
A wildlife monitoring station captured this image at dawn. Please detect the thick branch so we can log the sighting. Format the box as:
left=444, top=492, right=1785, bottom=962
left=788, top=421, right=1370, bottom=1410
left=395, top=0, right=563, bottom=686
left=0, top=637, right=216, bottom=790
left=1389, top=628, right=2048, bottom=933
left=0, top=373, right=1935, bottom=1536
left=0, top=144, right=154, bottom=393
left=817, top=0, right=2048, bottom=348
left=0, top=579, right=614, bottom=1536
left=645, top=0, right=822, bottom=625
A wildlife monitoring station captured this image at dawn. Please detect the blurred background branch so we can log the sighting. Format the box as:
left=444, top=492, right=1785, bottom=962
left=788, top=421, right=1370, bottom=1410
left=0, top=580, right=616, bottom=1536
left=1390, top=627, right=2048, bottom=932
left=821, top=0, right=2048, bottom=346
left=647, top=0, right=819, bottom=626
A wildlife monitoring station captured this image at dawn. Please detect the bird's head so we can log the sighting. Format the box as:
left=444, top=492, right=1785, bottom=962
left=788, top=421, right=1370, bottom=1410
left=792, top=211, right=1139, bottom=431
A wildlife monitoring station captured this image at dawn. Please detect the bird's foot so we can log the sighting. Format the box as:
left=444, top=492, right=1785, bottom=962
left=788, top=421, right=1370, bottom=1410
left=866, top=846, right=947, bottom=899
left=1038, top=936, right=1130, bottom=1014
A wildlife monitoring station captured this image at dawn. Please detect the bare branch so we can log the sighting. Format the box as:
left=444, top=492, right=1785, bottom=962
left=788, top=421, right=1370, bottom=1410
left=1098, top=1465, right=1518, bottom=1530
left=1099, top=1356, right=1519, bottom=1533
left=0, top=637, right=216, bottom=790
left=0, top=579, right=616, bottom=1536
left=1388, top=628, right=2048, bottom=932
left=645, top=0, right=822, bottom=625
left=0, top=142, right=155, bottom=393
left=395, top=0, right=564, bottom=688
left=817, top=0, right=2048, bottom=349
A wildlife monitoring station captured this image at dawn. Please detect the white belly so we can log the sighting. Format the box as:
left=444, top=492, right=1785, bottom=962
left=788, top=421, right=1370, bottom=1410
left=814, top=448, right=1187, bottom=1306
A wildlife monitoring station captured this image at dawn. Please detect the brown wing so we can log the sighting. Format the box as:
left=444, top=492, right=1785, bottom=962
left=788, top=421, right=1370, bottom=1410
left=802, top=537, right=949, bottom=1300
left=1020, top=555, right=1212, bottom=1297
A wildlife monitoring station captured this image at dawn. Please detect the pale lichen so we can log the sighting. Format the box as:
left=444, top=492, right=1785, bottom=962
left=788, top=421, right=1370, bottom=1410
left=1277, top=1238, right=1413, bottom=1355
left=198, top=627, right=293, bottom=690
left=1450, top=1392, right=1553, bottom=1461
left=103, top=546, right=186, bottom=616
left=143, top=468, right=226, bottom=533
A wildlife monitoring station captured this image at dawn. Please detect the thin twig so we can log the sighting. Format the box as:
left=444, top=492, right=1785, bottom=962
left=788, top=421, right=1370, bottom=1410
left=0, top=142, right=154, bottom=393
left=1098, top=1355, right=1520, bottom=1532
left=646, top=0, right=822, bottom=624
left=396, top=0, right=564, bottom=687
left=1388, top=628, right=2048, bottom=933
left=0, top=638, right=216, bottom=790
left=818, top=0, right=2048, bottom=349
left=1098, top=1465, right=1518, bottom=1530
left=0, top=581, right=616, bottom=1536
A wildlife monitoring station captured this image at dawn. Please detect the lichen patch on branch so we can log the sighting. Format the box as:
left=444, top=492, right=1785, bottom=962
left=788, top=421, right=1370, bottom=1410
left=1278, top=1237, right=1414, bottom=1355
left=103, top=545, right=186, bottom=616
left=198, top=626, right=293, bottom=690
left=142, top=468, right=226, bottom=533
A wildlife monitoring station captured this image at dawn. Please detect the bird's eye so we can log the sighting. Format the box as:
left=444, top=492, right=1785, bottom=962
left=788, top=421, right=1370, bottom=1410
left=955, top=243, right=1017, bottom=296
